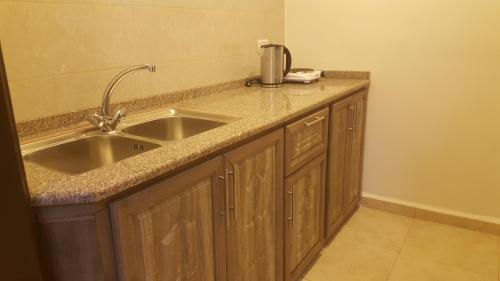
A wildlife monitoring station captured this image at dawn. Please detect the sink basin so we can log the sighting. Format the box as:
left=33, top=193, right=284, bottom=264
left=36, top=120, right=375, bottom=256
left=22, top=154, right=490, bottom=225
left=122, top=116, right=226, bottom=141
left=23, top=135, right=160, bottom=174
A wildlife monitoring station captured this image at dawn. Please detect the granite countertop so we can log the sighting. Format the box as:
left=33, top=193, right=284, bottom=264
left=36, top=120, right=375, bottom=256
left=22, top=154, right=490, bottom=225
left=25, top=77, right=370, bottom=207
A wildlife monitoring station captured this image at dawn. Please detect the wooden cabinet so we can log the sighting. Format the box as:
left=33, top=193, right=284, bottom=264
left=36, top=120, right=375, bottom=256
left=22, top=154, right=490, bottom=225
left=285, top=108, right=329, bottom=176
left=326, top=89, right=368, bottom=240
left=345, top=91, right=368, bottom=214
left=223, top=129, right=284, bottom=281
left=284, top=108, right=329, bottom=281
left=284, top=154, right=326, bottom=281
left=111, top=129, right=284, bottom=281
left=38, top=87, right=369, bottom=281
left=111, top=157, right=226, bottom=281
left=325, top=97, right=351, bottom=238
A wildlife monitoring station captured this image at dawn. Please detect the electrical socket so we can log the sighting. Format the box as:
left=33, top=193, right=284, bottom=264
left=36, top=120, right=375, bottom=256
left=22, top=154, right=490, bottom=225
left=257, top=39, right=269, bottom=55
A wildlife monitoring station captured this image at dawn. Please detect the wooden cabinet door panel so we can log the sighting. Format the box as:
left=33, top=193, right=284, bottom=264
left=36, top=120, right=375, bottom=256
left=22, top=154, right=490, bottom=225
left=346, top=90, right=368, bottom=214
left=285, top=154, right=326, bottom=281
left=224, top=129, right=284, bottom=281
left=325, top=97, right=353, bottom=239
left=111, top=157, right=225, bottom=281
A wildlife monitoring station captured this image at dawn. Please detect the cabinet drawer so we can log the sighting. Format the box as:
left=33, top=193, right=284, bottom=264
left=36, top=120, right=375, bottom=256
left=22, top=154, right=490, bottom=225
left=285, top=107, right=329, bottom=176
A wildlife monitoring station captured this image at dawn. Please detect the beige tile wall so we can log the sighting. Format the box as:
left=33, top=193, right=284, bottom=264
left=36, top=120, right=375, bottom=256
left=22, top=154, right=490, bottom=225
left=0, top=0, right=284, bottom=121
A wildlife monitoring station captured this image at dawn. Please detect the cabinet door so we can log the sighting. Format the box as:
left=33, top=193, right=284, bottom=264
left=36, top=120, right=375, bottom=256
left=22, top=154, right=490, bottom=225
left=285, top=154, right=326, bottom=281
left=111, top=157, right=226, bottom=281
left=224, top=129, right=284, bottom=281
left=325, top=97, right=353, bottom=239
left=346, top=90, right=368, bottom=214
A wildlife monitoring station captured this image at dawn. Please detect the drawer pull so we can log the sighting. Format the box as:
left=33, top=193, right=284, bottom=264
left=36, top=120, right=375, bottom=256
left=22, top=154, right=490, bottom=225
left=303, top=116, right=325, bottom=127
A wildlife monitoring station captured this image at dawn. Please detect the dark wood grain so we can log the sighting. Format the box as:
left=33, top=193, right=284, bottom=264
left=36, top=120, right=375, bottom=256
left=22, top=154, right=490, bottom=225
left=0, top=45, right=45, bottom=280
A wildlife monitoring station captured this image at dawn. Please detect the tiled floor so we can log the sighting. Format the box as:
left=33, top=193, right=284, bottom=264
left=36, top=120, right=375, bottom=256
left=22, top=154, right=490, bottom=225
left=303, top=206, right=500, bottom=281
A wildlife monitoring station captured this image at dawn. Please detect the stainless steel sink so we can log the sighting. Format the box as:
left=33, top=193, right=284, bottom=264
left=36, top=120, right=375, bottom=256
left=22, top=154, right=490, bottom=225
left=122, top=116, right=226, bottom=141
left=120, top=108, right=237, bottom=142
left=23, top=134, right=161, bottom=174
left=21, top=108, right=238, bottom=174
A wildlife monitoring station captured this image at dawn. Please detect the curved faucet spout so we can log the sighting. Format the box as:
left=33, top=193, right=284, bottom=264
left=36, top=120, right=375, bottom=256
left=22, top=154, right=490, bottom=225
left=90, top=64, right=156, bottom=132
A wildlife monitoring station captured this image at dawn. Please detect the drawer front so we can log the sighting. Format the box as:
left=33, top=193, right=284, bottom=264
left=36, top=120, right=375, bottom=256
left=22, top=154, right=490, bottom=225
left=285, top=107, right=329, bottom=176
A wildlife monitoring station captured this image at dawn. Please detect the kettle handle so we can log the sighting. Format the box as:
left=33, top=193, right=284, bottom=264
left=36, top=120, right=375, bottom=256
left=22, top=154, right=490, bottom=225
left=283, top=46, right=292, bottom=76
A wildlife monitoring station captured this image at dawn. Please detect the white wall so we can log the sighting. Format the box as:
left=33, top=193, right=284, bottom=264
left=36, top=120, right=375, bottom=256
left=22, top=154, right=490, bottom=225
left=286, top=0, right=500, bottom=220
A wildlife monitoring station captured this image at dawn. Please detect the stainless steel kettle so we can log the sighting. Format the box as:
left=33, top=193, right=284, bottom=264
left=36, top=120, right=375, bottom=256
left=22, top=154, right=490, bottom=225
left=260, top=44, right=292, bottom=88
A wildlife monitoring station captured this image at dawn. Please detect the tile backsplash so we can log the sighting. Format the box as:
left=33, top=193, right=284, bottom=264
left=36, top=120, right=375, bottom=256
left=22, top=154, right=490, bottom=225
left=0, top=0, right=284, bottom=122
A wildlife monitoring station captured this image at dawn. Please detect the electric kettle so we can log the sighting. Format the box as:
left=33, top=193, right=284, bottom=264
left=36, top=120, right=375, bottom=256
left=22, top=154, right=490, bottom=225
left=260, top=44, right=292, bottom=88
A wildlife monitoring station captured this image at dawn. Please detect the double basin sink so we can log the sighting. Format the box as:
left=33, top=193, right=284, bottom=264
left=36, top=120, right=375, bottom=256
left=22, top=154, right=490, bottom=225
left=22, top=109, right=237, bottom=174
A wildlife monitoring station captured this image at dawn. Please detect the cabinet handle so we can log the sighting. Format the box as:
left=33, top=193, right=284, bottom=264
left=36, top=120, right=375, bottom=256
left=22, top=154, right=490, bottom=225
left=222, top=168, right=235, bottom=226
left=287, top=187, right=294, bottom=228
left=230, top=170, right=236, bottom=221
left=348, top=104, right=356, bottom=131
left=303, top=116, right=325, bottom=127
left=218, top=174, right=226, bottom=218
left=352, top=103, right=357, bottom=130
left=225, top=168, right=236, bottom=223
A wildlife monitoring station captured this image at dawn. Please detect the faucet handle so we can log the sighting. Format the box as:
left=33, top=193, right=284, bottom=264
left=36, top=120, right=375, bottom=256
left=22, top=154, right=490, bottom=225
left=108, top=106, right=127, bottom=130
left=113, top=106, right=127, bottom=121
left=147, top=64, right=156, bottom=72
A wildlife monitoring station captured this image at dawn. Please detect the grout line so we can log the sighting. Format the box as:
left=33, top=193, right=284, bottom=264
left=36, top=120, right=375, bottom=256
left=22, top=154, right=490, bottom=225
left=334, top=208, right=403, bottom=255
left=399, top=213, right=499, bottom=278
left=399, top=217, right=414, bottom=254
left=7, top=52, right=257, bottom=83
left=370, top=207, right=500, bottom=278
left=386, top=218, right=415, bottom=281
left=338, top=224, right=401, bottom=254
left=0, top=0, right=280, bottom=15
left=361, top=195, right=500, bottom=236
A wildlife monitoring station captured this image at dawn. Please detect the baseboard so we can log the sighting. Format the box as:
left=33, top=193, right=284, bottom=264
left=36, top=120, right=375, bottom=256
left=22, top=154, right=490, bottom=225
left=361, top=192, right=500, bottom=236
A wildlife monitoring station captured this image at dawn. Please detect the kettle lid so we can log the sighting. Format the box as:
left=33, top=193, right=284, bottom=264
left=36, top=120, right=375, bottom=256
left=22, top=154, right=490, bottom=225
left=261, top=44, right=284, bottom=48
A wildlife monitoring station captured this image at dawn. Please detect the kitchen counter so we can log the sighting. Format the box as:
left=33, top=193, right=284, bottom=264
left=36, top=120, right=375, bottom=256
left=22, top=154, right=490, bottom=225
left=24, top=77, right=370, bottom=206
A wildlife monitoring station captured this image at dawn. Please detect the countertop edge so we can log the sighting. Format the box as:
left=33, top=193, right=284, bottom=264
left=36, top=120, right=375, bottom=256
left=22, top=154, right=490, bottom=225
left=28, top=78, right=371, bottom=207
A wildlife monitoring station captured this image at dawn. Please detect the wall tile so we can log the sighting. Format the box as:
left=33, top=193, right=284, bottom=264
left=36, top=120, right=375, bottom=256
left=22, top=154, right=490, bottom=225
left=0, top=2, right=283, bottom=80
left=9, top=54, right=260, bottom=121
left=0, top=0, right=284, bottom=121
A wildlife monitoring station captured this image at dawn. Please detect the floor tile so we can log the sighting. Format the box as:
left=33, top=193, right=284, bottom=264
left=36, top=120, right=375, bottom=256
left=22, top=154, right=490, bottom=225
left=388, top=255, right=498, bottom=281
left=335, top=206, right=413, bottom=252
left=401, top=219, right=499, bottom=277
left=304, top=235, right=398, bottom=281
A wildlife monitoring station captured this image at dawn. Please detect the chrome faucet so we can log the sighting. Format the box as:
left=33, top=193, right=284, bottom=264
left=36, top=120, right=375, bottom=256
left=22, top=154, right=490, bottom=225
left=90, top=64, right=156, bottom=132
